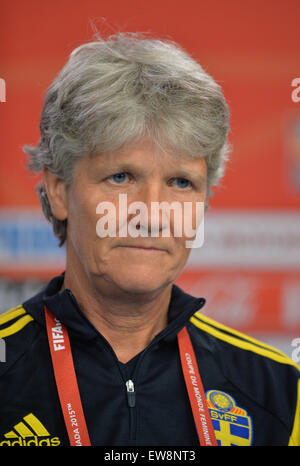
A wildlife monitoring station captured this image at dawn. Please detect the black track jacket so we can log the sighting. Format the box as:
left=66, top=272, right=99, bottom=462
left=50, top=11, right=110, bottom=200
left=0, top=273, right=299, bottom=446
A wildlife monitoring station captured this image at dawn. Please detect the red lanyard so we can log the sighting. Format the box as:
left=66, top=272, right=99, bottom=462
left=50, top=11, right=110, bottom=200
left=177, top=326, right=218, bottom=446
left=45, top=306, right=91, bottom=446
left=45, top=305, right=217, bottom=447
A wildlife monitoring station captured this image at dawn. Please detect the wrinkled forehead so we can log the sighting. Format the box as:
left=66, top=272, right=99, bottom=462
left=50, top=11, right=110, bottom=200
left=87, top=139, right=207, bottom=177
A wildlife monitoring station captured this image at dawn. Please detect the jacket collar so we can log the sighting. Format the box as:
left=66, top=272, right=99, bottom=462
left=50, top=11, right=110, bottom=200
left=23, top=272, right=205, bottom=343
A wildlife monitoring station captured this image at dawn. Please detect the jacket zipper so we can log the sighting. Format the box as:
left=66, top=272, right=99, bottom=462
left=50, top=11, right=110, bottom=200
left=126, top=379, right=136, bottom=407
left=125, top=379, right=136, bottom=441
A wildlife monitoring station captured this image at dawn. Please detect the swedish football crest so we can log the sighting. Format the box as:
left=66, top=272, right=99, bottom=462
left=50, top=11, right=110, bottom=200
left=206, top=390, right=253, bottom=446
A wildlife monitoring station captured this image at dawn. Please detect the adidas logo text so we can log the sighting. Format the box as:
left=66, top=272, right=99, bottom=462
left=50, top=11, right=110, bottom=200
left=1, top=413, right=61, bottom=447
left=0, top=436, right=60, bottom=446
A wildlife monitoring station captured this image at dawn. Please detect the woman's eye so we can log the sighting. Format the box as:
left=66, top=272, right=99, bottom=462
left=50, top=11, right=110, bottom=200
left=109, top=172, right=130, bottom=184
left=172, top=177, right=192, bottom=189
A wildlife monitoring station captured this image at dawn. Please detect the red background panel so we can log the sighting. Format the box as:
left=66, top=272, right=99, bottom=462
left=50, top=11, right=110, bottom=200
left=1, top=0, right=300, bottom=208
left=0, top=1, right=299, bottom=340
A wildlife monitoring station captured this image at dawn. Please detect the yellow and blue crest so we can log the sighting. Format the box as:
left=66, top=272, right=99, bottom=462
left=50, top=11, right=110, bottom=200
left=206, top=390, right=253, bottom=446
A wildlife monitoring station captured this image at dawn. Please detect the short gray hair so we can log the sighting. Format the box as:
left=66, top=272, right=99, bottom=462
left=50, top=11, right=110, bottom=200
left=24, top=32, right=231, bottom=246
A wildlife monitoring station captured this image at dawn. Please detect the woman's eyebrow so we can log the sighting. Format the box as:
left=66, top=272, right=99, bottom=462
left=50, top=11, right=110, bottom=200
left=173, top=169, right=205, bottom=182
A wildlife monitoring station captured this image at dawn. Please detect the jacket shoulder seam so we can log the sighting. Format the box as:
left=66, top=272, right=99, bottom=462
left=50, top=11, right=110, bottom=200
left=190, top=312, right=300, bottom=370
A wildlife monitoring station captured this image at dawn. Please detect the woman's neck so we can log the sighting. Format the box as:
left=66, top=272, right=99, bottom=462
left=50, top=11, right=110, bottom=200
left=62, top=268, right=172, bottom=363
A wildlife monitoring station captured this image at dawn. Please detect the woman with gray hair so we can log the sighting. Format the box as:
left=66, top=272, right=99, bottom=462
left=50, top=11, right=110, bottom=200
left=0, top=32, right=299, bottom=448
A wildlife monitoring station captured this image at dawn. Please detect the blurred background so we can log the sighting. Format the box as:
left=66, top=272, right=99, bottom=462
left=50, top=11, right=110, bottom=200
left=0, top=0, right=299, bottom=360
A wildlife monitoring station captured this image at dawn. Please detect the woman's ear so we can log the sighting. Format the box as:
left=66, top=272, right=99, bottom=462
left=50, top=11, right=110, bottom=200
left=42, top=167, right=68, bottom=221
